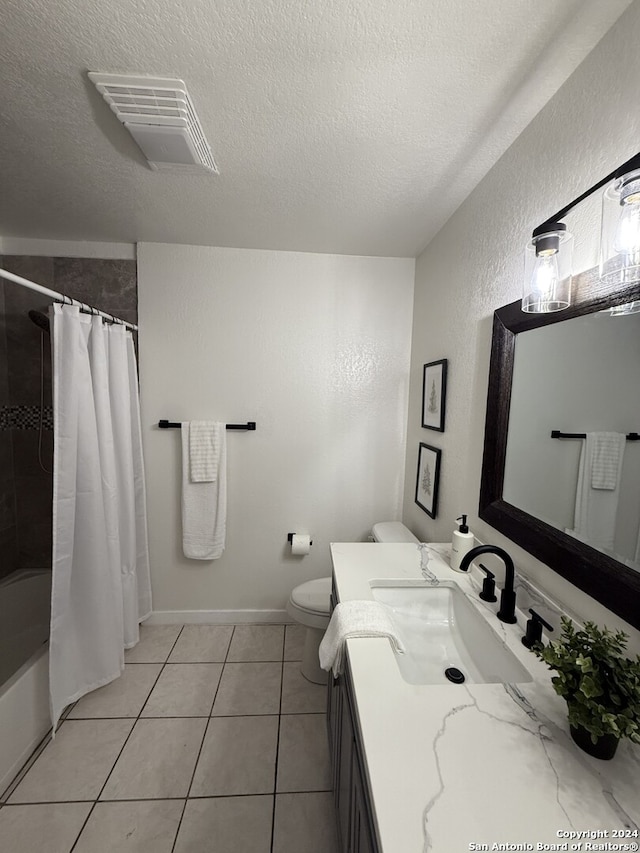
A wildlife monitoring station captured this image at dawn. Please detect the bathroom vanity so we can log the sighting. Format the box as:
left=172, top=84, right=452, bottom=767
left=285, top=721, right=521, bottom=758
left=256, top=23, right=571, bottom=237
left=327, top=583, right=380, bottom=853
left=328, top=542, right=640, bottom=853
left=327, top=654, right=378, bottom=853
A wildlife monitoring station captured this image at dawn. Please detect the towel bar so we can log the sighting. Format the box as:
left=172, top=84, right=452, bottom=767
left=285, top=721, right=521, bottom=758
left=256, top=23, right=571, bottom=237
left=551, top=430, right=639, bottom=440
left=159, top=420, right=256, bottom=430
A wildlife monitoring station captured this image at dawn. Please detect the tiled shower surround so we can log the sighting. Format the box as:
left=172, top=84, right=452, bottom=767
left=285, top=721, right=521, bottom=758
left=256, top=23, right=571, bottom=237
left=0, top=254, right=137, bottom=684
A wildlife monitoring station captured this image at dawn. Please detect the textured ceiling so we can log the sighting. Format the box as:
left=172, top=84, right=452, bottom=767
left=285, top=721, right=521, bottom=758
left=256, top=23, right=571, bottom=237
left=0, top=0, right=632, bottom=256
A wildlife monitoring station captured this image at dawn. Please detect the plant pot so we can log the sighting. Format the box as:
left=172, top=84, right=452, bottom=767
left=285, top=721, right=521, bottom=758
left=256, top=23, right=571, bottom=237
left=570, top=724, right=618, bottom=760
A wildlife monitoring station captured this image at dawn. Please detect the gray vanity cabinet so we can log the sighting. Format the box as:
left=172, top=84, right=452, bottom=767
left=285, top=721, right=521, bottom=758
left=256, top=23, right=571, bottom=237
left=327, top=589, right=380, bottom=853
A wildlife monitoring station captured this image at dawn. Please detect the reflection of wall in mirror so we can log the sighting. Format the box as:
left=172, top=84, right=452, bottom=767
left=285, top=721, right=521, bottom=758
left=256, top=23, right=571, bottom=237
left=503, top=310, right=640, bottom=567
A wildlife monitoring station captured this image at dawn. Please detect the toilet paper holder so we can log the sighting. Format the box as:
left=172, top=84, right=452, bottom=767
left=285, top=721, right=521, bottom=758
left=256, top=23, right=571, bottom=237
left=287, top=533, right=313, bottom=545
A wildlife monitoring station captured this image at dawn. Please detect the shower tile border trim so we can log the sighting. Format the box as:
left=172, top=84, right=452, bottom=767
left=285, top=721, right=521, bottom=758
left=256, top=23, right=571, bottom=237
left=0, top=405, right=53, bottom=431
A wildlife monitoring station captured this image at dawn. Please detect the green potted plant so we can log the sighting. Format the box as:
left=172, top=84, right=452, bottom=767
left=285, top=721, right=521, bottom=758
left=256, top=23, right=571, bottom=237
left=533, top=616, right=640, bottom=760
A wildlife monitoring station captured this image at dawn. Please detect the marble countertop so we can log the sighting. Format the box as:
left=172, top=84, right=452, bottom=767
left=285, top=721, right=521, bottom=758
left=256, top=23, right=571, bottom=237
left=330, top=542, right=640, bottom=853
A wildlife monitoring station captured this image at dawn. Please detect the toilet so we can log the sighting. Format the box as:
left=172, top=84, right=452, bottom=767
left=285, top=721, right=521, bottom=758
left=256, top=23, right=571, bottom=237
left=286, top=521, right=420, bottom=684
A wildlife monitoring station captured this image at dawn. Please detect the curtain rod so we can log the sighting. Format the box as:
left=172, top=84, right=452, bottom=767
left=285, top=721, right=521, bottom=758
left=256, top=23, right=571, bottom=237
left=0, top=267, right=138, bottom=331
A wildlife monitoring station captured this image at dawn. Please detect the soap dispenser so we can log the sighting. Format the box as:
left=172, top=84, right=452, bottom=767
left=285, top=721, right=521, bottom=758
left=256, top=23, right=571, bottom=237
left=450, top=515, right=475, bottom=571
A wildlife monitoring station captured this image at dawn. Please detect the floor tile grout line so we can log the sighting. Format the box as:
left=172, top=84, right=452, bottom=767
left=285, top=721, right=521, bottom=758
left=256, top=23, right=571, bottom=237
left=170, top=624, right=237, bottom=853
left=186, top=788, right=331, bottom=798
left=128, top=660, right=233, bottom=665
left=168, top=727, right=204, bottom=853
left=269, top=626, right=287, bottom=853
left=67, top=624, right=187, bottom=853
left=1, top=797, right=187, bottom=806
left=208, top=624, right=236, bottom=717
left=67, top=798, right=118, bottom=853
left=0, top=788, right=333, bottom=807
left=205, top=627, right=233, bottom=717
left=212, top=657, right=287, bottom=663
left=4, top=784, right=331, bottom=810
left=61, top=710, right=322, bottom=721
left=132, top=661, right=175, bottom=722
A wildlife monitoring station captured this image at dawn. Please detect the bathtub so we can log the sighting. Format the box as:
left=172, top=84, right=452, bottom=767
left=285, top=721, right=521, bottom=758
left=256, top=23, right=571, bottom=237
left=0, top=569, right=52, bottom=794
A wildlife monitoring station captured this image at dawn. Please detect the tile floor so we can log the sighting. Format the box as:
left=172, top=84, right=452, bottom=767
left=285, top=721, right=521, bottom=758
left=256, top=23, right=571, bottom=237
left=0, top=623, right=339, bottom=853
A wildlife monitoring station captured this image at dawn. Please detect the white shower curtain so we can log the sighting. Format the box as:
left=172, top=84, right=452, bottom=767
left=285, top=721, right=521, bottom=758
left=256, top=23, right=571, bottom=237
left=49, top=305, right=152, bottom=732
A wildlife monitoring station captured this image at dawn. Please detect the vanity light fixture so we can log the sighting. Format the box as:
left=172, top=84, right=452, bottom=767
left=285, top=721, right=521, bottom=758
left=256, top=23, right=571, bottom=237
left=522, top=221, right=573, bottom=313
left=600, top=155, right=640, bottom=289
left=523, top=150, right=640, bottom=314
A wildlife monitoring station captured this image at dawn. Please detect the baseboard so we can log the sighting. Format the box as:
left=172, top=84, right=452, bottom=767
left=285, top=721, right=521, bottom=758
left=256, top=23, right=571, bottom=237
left=146, top=609, right=293, bottom=625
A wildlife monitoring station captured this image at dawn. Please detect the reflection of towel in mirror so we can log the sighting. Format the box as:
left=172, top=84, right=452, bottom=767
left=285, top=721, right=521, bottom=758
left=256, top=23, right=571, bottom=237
left=591, top=432, right=625, bottom=490
left=567, top=432, right=626, bottom=552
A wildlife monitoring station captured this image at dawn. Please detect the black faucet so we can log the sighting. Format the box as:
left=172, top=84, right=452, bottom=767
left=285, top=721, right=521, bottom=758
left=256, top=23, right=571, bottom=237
left=459, top=545, right=517, bottom=624
left=522, top=608, right=554, bottom=649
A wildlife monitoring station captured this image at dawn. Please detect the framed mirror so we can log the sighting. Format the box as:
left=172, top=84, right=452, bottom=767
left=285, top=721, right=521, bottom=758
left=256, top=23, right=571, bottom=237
left=479, top=266, right=640, bottom=630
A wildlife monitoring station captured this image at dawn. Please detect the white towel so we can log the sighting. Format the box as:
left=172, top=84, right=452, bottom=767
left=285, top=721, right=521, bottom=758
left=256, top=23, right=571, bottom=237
left=319, top=600, right=405, bottom=677
left=181, top=422, right=227, bottom=559
left=189, top=421, right=223, bottom=482
left=567, top=432, right=626, bottom=552
left=591, top=432, right=625, bottom=490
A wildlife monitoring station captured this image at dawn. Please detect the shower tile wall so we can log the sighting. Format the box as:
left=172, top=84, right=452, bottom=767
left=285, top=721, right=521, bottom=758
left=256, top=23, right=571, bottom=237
left=0, top=279, right=18, bottom=581
left=2, top=256, right=56, bottom=573
left=0, top=255, right=137, bottom=683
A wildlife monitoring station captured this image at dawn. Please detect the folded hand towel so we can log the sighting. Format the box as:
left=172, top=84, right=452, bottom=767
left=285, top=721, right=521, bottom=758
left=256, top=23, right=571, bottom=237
left=181, top=422, right=227, bottom=559
left=591, top=432, right=626, bottom=490
left=189, top=421, right=223, bottom=483
left=319, top=600, right=405, bottom=677
left=567, top=432, right=625, bottom=552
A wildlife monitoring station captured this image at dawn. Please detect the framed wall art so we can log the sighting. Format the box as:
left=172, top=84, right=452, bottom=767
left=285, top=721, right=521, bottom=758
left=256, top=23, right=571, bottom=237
left=415, top=442, right=441, bottom=518
left=422, top=358, right=447, bottom=432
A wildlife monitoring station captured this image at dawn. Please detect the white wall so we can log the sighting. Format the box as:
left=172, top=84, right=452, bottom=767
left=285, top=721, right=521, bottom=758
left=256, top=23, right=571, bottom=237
left=138, top=244, right=414, bottom=614
left=403, top=1, right=640, bottom=647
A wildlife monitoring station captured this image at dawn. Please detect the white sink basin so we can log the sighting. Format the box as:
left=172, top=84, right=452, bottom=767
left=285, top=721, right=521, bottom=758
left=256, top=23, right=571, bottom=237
left=370, top=580, right=532, bottom=686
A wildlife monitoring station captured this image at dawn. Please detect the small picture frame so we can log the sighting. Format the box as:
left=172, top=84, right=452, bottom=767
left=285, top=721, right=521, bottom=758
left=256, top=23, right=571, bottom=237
left=415, top=442, right=441, bottom=518
left=422, top=359, right=447, bottom=432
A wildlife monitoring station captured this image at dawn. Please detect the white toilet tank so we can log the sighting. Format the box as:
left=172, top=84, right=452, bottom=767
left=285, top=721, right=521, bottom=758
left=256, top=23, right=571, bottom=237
left=371, top=521, right=419, bottom=544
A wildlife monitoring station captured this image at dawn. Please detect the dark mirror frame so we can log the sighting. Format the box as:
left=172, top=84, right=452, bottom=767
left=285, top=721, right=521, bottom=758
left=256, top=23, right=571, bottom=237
left=479, top=266, right=640, bottom=630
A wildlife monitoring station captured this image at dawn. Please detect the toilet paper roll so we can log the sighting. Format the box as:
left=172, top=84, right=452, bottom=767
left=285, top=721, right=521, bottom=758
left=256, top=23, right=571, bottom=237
left=290, top=534, right=312, bottom=556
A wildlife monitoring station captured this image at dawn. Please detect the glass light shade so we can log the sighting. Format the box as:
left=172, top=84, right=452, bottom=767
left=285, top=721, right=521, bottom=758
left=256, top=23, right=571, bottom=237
left=522, top=228, right=573, bottom=313
left=600, top=168, right=640, bottom=287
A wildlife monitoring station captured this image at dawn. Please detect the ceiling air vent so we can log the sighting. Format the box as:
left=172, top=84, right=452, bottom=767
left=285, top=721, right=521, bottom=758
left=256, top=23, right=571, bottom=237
left=88, top=72, right=218, bottom=174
